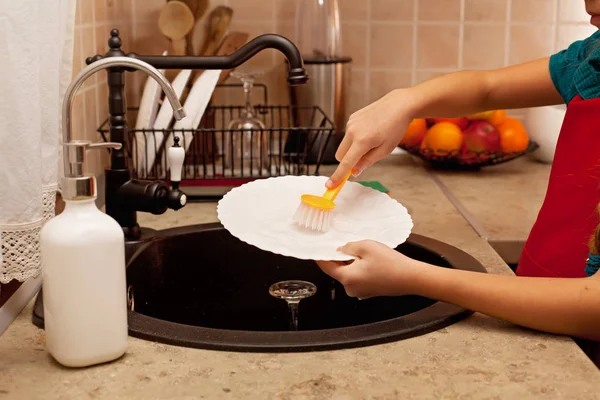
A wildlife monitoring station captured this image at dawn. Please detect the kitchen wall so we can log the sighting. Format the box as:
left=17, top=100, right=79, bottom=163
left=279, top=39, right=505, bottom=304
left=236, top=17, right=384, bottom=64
left=72, top=0, right=595, bottom=173
left=343, top=0, right=594, bottom=114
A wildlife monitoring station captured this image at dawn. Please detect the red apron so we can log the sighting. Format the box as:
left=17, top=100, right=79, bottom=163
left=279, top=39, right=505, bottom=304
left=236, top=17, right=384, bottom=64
left=516, top=95, right=600, bottom=278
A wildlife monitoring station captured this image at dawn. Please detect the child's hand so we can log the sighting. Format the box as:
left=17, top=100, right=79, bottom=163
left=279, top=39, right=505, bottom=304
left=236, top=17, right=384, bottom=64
left=326, top=90, right=410, bottom=188
left=315, top=240, right=421, bottom=299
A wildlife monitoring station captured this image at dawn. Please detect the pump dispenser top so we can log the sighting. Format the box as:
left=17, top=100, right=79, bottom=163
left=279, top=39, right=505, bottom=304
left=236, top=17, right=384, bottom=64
left=61, top=140, right=121, bottom=200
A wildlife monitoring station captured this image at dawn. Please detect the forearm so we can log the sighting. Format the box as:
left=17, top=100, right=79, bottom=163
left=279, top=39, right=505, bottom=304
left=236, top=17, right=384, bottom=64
left=402, top=70, right=493, bottom=118
left=401, top=57, right=563, bottom=119
left=408, top=262, right=600, bottom=340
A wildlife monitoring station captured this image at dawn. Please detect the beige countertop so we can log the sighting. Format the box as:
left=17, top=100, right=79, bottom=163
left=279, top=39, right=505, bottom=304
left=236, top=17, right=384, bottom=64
left=428, top=157, right=551, bottom=241
left=2, top=155, right=599, bottom=400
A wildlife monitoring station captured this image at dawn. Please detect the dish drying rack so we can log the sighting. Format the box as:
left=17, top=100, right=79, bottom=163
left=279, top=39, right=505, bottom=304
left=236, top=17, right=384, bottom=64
left=98, top=83, right=335, bottom=198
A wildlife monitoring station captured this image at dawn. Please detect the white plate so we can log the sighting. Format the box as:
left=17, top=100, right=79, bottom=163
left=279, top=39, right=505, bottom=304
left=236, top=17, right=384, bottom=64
left=134, top=50, right=167, bottom=175
left=164, top=69, right=221, bottom=169
left=144, top=68, right=192, bottom=176
left=217, top=176, right=413, bottom=261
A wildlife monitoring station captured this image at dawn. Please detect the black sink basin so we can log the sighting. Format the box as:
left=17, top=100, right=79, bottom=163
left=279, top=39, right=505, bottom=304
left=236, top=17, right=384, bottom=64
left=32, top=223, right=487, bottom=352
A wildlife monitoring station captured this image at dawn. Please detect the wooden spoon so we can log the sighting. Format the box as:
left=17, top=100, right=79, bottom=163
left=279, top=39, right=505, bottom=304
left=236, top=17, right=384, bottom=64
left=189, top=0, right=209, bottom=55
left=187, top=6, right=233, bottom=83
left=169, top=0, right=210, bottom=55
left=158, top=1, right=195, bottom=56
left=200, top=6, right=233, bottom=56
left=169, top=0, right=198, bottom=16
left=192, top=0, right=210, bottom=20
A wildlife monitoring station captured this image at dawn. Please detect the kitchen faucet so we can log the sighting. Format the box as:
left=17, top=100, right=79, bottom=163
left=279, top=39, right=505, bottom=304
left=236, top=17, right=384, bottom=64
left=62, top=55, right=188, bottom=238
left=85, top=29, right=309, bottom=243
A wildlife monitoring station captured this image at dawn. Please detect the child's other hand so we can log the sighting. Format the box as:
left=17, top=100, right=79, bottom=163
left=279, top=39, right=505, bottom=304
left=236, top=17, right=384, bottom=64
left=326, top=89, right=410, bottom=188
left=315, top=240, right=421, bottom=299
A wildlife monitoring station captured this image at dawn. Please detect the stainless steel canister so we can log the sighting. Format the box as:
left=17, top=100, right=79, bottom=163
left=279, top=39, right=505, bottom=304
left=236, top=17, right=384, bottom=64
left=287, top=57, right=352, bottom=164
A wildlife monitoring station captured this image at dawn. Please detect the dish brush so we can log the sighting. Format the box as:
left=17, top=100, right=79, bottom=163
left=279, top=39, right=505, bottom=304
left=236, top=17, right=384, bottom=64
left=292, top=171, right=352, bottom=232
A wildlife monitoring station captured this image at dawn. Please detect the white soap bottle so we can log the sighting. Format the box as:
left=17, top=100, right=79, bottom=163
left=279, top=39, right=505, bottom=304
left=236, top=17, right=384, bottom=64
left=41, top=141, right=128, bottom=368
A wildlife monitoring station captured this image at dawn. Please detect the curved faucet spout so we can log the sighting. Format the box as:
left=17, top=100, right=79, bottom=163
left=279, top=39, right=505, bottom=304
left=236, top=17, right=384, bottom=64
left=62, top=56, right=186, bottom=176
left=133, top=34, right=310, bottom=86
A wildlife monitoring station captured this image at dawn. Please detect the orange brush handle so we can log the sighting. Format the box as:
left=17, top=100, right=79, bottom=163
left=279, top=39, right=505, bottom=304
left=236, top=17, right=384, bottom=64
left=322, top=171, right=352, bottom=202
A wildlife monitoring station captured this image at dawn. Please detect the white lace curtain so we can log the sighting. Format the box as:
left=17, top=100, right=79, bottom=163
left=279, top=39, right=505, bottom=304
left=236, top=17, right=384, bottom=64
left=0, top=0, right=76, bottom=283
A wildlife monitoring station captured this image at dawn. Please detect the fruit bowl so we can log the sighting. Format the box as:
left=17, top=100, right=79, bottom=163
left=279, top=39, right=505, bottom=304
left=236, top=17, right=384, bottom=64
left=398, top=111, right=538, bottom=170
left=399, top=140, right=539, bottom=170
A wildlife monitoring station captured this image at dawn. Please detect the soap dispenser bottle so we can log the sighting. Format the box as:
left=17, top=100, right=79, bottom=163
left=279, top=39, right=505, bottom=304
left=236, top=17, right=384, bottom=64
left=41, top=140, right=128, bottom=368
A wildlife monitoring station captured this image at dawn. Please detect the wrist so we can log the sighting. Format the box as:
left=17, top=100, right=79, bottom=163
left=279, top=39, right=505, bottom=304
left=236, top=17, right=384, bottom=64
left=379, top=88, right=418, bottom=138
left=389, top=255, right=434, bottom=296
left=394, top=87, right=420, bottom=120
left=403, top=260, right=441, bottom=297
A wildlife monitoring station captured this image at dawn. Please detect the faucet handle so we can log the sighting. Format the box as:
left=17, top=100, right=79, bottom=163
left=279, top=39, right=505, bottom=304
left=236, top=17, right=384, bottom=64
left=166, top=136, right=187, bottom=211
left=167, top=136, right=185, bottom=187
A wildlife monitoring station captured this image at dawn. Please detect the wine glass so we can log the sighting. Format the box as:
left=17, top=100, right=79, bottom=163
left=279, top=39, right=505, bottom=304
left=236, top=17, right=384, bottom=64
left=269, top=280, right=317, bottom=331
left=224, top=69, right=268, bottom=175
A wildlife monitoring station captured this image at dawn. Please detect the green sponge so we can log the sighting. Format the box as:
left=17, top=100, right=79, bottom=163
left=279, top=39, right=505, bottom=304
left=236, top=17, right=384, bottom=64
left=357, top=181, right=390, bottom=194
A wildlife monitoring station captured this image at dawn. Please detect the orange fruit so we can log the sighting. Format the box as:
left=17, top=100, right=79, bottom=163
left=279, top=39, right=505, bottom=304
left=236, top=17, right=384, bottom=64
left=489, top=110, right=507, bottom=126
left=400, top=118, right=428, bottom=147
left=421, top=122, right=464, bottom=155
left=429, top=117, right=470, bottom=130
left=496, top=117, right=529, bottom=153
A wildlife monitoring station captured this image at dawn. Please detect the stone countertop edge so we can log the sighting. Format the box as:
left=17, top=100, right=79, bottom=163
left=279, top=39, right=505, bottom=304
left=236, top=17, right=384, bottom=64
left=1, top=155, right=599, bottom=400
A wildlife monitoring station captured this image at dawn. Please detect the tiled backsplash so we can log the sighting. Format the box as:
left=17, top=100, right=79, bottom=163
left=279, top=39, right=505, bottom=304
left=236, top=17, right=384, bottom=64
left=74, top=0, right=595, bottom=175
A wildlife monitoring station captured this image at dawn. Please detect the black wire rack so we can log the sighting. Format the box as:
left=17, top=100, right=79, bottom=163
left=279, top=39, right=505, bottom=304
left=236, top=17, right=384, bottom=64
left=98, top=84, right=335, bottom=196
